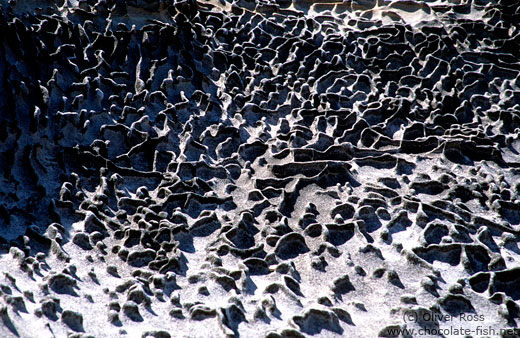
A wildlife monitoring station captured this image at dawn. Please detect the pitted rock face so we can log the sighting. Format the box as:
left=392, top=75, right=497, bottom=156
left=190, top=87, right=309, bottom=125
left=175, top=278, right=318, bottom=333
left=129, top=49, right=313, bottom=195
left=1, top=0, right=520, bottom=337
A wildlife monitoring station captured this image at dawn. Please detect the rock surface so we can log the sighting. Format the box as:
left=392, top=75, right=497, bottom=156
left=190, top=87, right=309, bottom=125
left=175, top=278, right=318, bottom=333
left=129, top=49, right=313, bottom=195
left=1, top=0, right=520, bottom=337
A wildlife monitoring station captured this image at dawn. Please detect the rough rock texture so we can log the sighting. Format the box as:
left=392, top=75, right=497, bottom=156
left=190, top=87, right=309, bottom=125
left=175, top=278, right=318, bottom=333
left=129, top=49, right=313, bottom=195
left=1, top=0, right=520, bottom=337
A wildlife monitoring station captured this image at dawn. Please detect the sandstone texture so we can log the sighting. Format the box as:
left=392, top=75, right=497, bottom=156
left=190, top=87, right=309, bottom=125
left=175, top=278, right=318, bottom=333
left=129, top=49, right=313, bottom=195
left=1, top=0, right=520, bottom=337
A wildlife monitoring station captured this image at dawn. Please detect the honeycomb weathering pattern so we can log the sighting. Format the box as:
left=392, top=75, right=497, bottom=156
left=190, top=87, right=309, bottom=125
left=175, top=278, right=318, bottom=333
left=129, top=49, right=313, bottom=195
left=1, top=0, right=520, bottom=337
